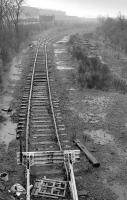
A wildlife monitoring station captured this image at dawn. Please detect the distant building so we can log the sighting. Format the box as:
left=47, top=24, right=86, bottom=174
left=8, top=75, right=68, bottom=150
left=39, top=15, right=55, bottom=25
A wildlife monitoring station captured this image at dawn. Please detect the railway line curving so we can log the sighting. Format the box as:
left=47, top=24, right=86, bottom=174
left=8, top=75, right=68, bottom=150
left=16, top=39, right=80, bottom=200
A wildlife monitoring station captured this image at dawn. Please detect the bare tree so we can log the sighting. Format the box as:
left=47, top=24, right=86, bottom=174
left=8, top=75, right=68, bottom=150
left=9, top=0, right=23, bottom=34
left=0, top=0, right=24, bottom=64
left=3, top=0, right=24, bottom=49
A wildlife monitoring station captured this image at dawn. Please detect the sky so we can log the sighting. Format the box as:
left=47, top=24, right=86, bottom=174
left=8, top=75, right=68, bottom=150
left=25, top=0, right=127, bottom=18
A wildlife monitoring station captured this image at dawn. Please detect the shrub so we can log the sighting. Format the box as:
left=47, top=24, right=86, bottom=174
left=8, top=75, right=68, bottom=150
left=1, top=48, right=10, bottom=65
left=68, top=33, right=127, bottom=93
left=67, top=34, right=88, bottom=60
left=112, top=75, right=127, bottom=93
left=78, top=56, right=111, bottom=89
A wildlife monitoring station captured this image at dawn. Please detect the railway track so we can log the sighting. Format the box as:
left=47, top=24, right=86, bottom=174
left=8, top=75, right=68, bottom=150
left=16, top=40, right=80, bottom=200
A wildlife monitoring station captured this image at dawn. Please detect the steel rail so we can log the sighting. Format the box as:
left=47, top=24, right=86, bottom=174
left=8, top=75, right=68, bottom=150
left=44, top=43, right=62, bottom=151
left=25, top=42, right=41, bottom=200
left=25, top=43, right=40, bottom=152
left=25, top=40, right=78, bottom=200
left=44, top=43, right=69, bottom=184
left=44, top=42, right=78, bottom=200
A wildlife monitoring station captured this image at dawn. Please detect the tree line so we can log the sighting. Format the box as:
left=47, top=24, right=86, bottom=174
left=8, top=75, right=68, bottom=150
left=97, top=14, right=127, bottom=53
left=0, top=0, right=24, bottom=61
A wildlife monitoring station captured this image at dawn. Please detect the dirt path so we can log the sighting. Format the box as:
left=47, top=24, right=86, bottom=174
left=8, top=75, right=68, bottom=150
left=0, top=48, right=28, bottom=148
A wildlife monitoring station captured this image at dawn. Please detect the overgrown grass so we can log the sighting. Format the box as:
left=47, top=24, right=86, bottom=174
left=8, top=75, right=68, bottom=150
left=77, top=57, right=111, bottom=89
left=97, top=16, right=127, bottom=53
left=0, top=23, right=43, bottom=89
left=68, top=34, right=127, bottom=93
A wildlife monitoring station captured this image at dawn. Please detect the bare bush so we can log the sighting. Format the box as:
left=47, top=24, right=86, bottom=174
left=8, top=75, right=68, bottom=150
left=97, top=15, right=127, bottom=52
left=77, top=56, right=111, bottom=89
left=68, top=34, right=127, bottom=93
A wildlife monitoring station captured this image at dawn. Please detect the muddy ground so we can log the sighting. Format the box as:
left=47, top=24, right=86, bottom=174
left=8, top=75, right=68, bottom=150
left=0, top=28, right=127, bottom=200
left=52, top=36, right=127, bottom=200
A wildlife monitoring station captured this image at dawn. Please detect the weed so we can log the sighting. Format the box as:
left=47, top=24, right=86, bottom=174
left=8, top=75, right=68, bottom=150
left=68, top=34, right=127, bottom=93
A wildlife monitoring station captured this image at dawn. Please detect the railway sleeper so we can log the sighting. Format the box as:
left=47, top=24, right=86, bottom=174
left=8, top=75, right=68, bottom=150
left=31, top=127, right=55, bottom=131
left=31, top=129, right=55, bottom=134
left=31, top=104, right=49, bottom=108
left=31, top=133, right=58, bottom=137
left=18, top=116, right=26, bottom=120
left=31, top=134, right=56, bottom=140
left=34, top=76, right=47, bottom=80
left=32, top=88, right=47, bottom=91
left=31, top=120, right=53, bottom=124
left=30, top=109, right=49, bottom=113
left=18, top=121, right=26, bottom=125
left=33, top=76, right=47, bottom=79
left=31, top=111, right=49, bottom=115
left=32, top=135, right=67, bottom=143
left=31, top=115, right=51, bottom=119
left=32, top=90, right=47, bottom=93
left=30, top=113, right=50, bottom=117
left=27, top=74, right=46, bottom=78
left=33, top=81, right=47, bottom=85
left=20, top=105, right=28, bottom=109
left=31, top=124, right=54, bottom=128
left=31, top=99, right=49, bottom=102
left=32, top=87, right=47, bottom=90
left=32, top=91, right=48, bottom=94
left=32, top=95, right=48, bottom=98
left=33, top=144, right=59, bottom=151
left=32, top=132, right=67, bottom=138
left=31, top=104, right=49, bottom=107
left=20, top=103, right=28, bottom=107
left=19, top=113, right=27, bottom=117
left=31, top=96, right=48, bottom=99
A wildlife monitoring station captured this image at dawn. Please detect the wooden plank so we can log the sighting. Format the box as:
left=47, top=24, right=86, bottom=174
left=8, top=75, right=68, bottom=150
left=74, top=139, right=100, bottom=167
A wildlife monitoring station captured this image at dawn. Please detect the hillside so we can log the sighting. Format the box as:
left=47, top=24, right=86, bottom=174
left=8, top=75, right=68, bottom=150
left=21, top=6, right=96, bottom=23
left=21, top=6, right=66, bottom=18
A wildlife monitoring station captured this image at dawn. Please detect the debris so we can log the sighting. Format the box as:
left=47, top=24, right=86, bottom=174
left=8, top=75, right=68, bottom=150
left=90, top=147, right=97, bottom=152
left=78, top=189, right=89, bottom=197
left=9, top=183, right=26, bottom=198
left=0, top=172, right=8, bottom=182
left=32, top=178, right=66, bottom=198
left=0, top=181, right=6, bottom=191
left=8, top=133, right=15, bottom=135
left=1, top=108, right=12, bottom=113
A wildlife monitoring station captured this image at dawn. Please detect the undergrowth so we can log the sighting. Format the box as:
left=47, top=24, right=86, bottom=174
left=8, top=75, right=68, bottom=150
left=67, top=34, right=127, bottom=93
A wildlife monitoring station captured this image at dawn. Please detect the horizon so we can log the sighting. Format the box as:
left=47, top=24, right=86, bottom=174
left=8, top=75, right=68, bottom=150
left=25, top=0, right=127, bottom=18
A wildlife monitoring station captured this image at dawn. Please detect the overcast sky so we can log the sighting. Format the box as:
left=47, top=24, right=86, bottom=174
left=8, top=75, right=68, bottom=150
left=26, top=0, right=127, bottom=18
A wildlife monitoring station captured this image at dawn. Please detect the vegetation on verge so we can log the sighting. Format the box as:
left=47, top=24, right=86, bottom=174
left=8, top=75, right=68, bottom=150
left=68, top=34, right=127, bottom=93
left=97, top=14, right=127, bottom=53
left=0, top=0, right=45, bottom=90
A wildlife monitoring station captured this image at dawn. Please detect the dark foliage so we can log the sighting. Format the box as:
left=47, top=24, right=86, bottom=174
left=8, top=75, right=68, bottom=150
left=68, top=34, right=111, bottom=90
left=68, top=34, right=127, bottom=93
left=77, top=56, right=111, bottom=89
